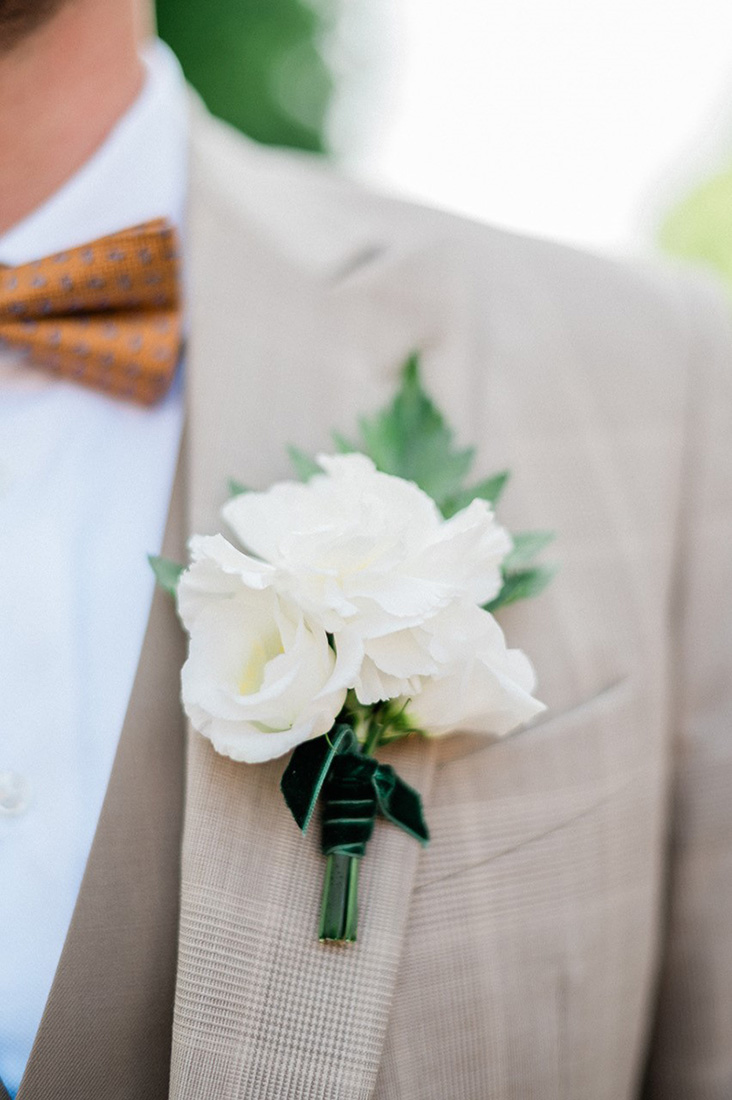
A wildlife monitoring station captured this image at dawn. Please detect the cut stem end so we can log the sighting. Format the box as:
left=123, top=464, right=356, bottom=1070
left=319, top=852, right=360, bottom=943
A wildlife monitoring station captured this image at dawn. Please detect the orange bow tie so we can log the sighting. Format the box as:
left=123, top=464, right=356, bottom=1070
left=0, top=219, right=182, bottom=405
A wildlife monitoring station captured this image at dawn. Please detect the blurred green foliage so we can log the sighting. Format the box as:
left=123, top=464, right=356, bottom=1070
left=156, top=0, right=334, bottom=153
left=660, top=169, right=732, bottom=294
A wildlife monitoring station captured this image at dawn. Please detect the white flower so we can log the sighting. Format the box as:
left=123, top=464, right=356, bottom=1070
left=402, top=603, right=546, bottom=737
left=177, top=535, right=348, bottom=763
left=222, top=453, right=512, bottom=701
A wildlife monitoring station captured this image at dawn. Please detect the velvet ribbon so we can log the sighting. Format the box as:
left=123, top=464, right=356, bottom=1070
left=281, top=725, right=430, bottom=856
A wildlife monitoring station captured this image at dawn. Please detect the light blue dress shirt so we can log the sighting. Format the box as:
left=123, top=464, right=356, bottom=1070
left=0, top=40, right=188, bottom=1095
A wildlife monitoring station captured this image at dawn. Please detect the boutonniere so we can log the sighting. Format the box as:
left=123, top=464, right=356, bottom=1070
left=152, top=355, right=555, bottom=943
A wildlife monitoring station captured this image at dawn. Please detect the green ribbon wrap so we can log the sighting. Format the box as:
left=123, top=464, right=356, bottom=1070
left=321, top=752, right=378, bottom=858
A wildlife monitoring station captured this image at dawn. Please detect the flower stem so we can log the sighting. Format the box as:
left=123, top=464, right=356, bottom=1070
left=319, top=852, right=360, bottom=942
left=318, top=727, right=382, bottom=944
left=362, top=715, right=383, bottom=757
left=343, top=855, right=360, bottom=940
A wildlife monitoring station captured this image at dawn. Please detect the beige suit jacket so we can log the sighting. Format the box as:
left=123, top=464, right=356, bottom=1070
left=15, top=97, right=732, bottom=1100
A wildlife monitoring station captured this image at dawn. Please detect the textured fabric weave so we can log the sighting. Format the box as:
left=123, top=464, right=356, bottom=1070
left=0, top=219, right=181, bottom=404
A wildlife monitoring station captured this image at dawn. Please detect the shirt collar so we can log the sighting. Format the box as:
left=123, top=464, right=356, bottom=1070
left=0, top=39, right=189, bottom=267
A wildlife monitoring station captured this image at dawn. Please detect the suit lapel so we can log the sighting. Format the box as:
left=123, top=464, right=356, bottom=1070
left=169, top=111, right=440, bottom=1099
left=18, top=448, right=188, bottom=1100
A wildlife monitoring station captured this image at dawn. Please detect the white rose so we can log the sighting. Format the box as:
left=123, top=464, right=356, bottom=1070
left=222, top=453, right=512, bottom=700
left=177, top=535, right=348, bottom=763
left=403, top=602, right=546, bottom=737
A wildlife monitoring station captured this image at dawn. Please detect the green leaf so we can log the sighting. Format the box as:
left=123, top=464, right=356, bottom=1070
left=356, top=353, right=475, bottom=508
left=281, top=351, right=557, bottom=612
left=148, top=555, right=184, bottom=596
left=441, top=471, right=511, bottom=518
left=280, top=725, right=356, bottom=833
left=287, top=445, right=321, bottom=481
left=504, top=530, right=555, bottom=570
left=485, top=564, right=557, bottom=613
left=228, top=478, right=252, bottom=498
left=331, top=431, right=358, bottom=454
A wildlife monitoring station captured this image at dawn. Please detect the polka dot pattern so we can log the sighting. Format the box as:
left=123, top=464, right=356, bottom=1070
left=0, top=219, right=182, bottom=405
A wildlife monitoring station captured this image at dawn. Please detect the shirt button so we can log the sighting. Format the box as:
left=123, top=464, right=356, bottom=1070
left=0, top=770, right=31, bottom=816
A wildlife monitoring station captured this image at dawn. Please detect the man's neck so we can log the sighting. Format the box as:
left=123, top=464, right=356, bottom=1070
left=0, top=0, right=144, bottom=236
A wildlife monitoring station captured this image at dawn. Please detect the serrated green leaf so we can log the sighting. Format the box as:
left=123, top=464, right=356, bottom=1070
left=356, top=353, right=475, bottom=507
left=148, top=555, right=184, bottom=596
left=284, top=351, right=557, bottom=613
left=485, top=564, right=557, bottom=613
left=442, top=471, right=511, bottom=518
left=228, top=478, right=251, bottom=498
left=504, top=530, right=555, bottom=570
left=288, top=445, right=321, bottom=481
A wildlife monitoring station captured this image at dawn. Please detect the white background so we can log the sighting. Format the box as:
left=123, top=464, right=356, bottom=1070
left=329, top=0, right=732, bottom=256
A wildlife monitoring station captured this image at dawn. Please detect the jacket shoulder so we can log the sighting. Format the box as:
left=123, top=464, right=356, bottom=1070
left=190, top=103, right=729, bottom=376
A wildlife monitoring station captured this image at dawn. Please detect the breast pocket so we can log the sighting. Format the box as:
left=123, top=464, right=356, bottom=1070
left=383, top=675, right=666, bottom=1100
left=416, top=674, right=656, bottom=889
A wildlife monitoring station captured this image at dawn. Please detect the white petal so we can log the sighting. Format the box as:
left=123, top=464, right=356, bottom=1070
left=179, top=557, right=345, bottom=762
